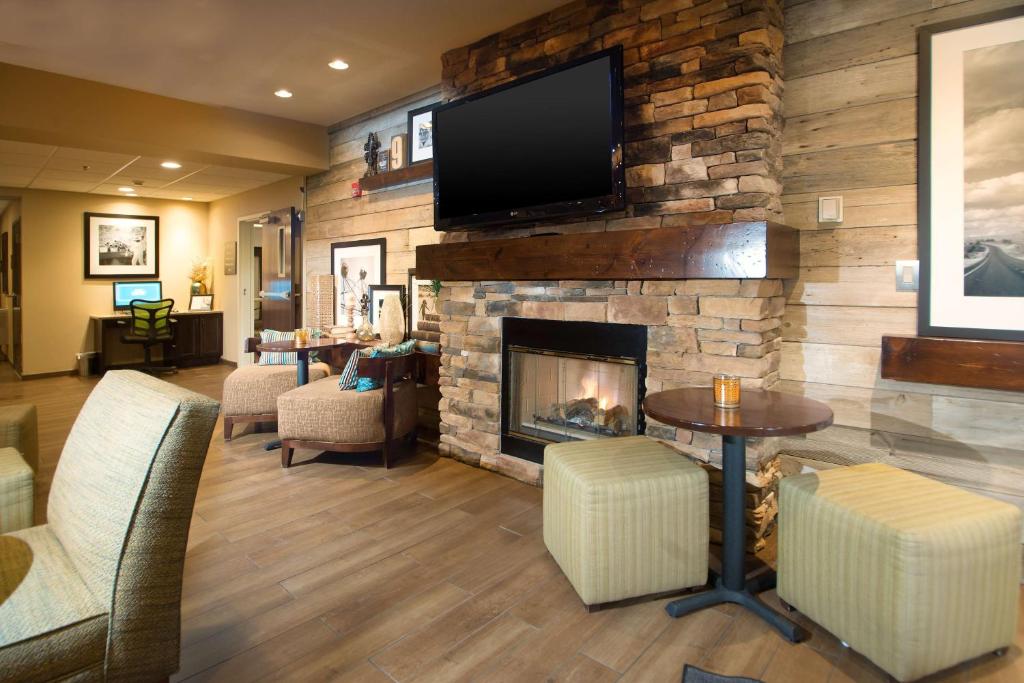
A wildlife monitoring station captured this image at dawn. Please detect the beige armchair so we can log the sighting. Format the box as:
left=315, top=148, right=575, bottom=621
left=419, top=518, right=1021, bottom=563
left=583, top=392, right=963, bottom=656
left=0, top=370, right=219, bottom=682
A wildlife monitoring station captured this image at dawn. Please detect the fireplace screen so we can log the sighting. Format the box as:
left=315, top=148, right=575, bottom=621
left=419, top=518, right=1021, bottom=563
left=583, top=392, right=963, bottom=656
left=507, top=346, right=639, bottom=443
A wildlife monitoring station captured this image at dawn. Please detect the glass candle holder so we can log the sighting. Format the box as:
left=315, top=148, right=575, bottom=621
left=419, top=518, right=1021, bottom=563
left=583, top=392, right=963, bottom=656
left=713, top=374, right=741, bottom=409
left=294, top=328, right=310, bottom=346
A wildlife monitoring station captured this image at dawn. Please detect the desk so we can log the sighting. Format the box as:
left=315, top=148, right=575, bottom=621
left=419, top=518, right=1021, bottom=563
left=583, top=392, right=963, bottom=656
left=643, top=387, right=833, bottom=643
left=91, top=310, right=223, bottom=373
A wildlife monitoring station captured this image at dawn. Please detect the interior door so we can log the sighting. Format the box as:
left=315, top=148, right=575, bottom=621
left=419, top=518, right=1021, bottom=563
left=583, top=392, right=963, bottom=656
left=11, top=217, right=21, bottom=374
left=259, top=208, right=297, bottom=331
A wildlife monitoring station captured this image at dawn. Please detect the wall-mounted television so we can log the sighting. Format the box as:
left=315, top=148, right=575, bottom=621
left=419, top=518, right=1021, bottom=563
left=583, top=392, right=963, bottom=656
left=433, top=47, right=624, bottom=231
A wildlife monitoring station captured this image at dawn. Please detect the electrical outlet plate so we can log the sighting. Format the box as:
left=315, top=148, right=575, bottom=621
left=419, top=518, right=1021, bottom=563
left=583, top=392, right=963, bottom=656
left=895, top=260, right=919, bottom=292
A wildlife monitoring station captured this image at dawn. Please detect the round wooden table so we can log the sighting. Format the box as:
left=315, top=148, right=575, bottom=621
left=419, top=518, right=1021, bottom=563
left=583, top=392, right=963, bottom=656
left=643, top=387, right=833, bottom=643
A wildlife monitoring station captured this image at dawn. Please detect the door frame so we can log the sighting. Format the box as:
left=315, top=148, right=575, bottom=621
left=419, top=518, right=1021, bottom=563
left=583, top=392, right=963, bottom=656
left=236, top=212, right=265, bottom=367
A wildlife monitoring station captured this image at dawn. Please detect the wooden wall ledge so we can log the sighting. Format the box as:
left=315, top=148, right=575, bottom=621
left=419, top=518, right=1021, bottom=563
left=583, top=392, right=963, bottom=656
left=881, top=335, right=1024, bottom=392
left=415, top=221, right=797, bottom=281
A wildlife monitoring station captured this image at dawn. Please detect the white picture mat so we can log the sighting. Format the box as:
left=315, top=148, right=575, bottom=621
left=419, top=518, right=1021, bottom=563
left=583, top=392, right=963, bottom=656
left=410, top=110, right=433, bottom=163
left=87, top=215, right=157, bottom=276
left=331, top=243, right=383, bottom=326
left=929, top=15, right=1024, bottom=331
left=410, top=276, right=435, bottom=333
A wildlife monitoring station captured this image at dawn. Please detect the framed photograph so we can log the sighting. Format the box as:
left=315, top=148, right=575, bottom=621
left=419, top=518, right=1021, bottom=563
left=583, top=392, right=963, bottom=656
left=376, top=149, right=390, bottom=174
left=189, top=294, right=213, bottom=311
left=368, top=284, right=406, bottom=333
left=84, top=212, right=159, bottom=279
left=407, top=268, right=438, bottom=337
left=407, top=103, right=438, bottom=164
left=331, top=238, right=386, bottom=328
left=919, top=7, right=1024, bottom=341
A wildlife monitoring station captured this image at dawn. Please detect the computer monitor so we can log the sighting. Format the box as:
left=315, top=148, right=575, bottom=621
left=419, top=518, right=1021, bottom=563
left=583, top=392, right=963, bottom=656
left=113, top=281, right=162, bottom=311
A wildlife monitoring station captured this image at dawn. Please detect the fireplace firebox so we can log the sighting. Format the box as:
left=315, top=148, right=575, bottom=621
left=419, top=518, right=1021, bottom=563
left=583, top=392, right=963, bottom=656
left=500, top=318, right=647, bottom=463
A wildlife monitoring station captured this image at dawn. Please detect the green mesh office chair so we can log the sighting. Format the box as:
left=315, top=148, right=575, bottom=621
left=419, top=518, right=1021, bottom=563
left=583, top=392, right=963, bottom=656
left=121, top=298, right=177, bottom=374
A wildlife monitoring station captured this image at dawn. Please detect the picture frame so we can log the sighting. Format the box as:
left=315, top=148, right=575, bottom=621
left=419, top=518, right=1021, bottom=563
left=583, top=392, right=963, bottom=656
left=84, top=211, right=159, bottom=279
left=224, top=241, right=237, bottom=276
left=407, top=268, right=438, bottom=338
left=918, top=6, right=1024, bottom=341
left=367, top=284, right=406, bottom=333
left=330, top=238, right=386, bottom=328
left=407, top=103, right=438, bottom=165
left=189, top=294, right=213, bottom=311
left=376, top=149, right=390, bottom=175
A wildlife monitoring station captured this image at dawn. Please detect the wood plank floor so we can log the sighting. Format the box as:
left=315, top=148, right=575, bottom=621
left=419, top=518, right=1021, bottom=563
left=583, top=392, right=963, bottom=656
left=3, top=363, right=1022, bottom=682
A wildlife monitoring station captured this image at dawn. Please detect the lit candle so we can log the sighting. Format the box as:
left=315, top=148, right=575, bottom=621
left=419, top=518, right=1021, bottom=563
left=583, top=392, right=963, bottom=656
left=713, top=374, right=741, bottom=408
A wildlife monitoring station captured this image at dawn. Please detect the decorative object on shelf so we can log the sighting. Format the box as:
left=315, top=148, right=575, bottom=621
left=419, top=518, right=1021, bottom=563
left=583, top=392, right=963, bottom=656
left=331, top=238, right=385, bottom=330
left=351, top=181, right=362, bottom=198
left=713, top=374, right=741, bottom=408
left=189, top=294, right=213, bottom=311
left=355, top=294, right=375, bottom=341
left=407, top=102, right=438, bottom=164
left=368, top=284, right=406, bottom=335
left=378, top=293, right=405, bottom=346
left=309, top=274, right=335, bottom=335
left=83, top=211, right=159, bottom=279
left=918, top=6, right=1024, bottom=341
left=390, top=134, right=407, bottom=170
left=376, top=148, right=390, bottom=175
left=189, top=258, right=210, bottom=295
left=224, top=241, right=237, bottom=275
left=363, top=132, right=381, bottom=176
left=407, top=268, right=441, bottom=338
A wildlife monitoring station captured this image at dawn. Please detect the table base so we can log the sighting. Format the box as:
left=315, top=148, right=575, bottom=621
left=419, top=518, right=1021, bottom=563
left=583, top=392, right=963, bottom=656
left=264, top=439, right=282, bottom=451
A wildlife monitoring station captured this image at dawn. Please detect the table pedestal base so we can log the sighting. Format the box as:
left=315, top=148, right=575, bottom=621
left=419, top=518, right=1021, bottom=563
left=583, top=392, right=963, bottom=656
left=664, top=433, right=805, bottom=643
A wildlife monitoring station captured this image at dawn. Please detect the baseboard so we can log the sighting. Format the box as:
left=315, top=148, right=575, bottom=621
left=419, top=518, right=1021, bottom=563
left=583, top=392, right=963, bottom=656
left=219, top=358, right=237, bottom=368
left=19, top=369, right=76, bottom=380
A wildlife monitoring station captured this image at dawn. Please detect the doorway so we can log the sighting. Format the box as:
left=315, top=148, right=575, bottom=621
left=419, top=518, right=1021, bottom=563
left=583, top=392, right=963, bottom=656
left=0, top=198, right=21, bottom=375
left=236, top=208, right=302, bottom=365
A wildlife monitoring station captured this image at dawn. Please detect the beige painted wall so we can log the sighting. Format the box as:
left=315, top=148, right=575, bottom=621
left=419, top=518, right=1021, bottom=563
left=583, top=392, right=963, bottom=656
left=207, top=176, right=305, bottom=363
left=0, top=187, right=208, bottom=375
left=779, top=0, right=1024, bottom=516
left=0, top=198, right=19, bottom=359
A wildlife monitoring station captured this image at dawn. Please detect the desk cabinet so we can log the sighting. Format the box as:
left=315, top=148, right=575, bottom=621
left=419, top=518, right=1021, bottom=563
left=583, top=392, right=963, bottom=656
left=93, top=311, right=223, bottom=373
left=176, top=313, right=224, bottom=367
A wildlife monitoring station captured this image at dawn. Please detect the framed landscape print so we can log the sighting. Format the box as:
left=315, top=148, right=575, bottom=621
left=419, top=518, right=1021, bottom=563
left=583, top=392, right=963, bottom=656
left=918, top=7, right=1024, bottom=341
left=84, top=212, right=159, bottom=279
left=407, top=103, right=437, bottom=164
left=330, top=238, right=386, bottom=328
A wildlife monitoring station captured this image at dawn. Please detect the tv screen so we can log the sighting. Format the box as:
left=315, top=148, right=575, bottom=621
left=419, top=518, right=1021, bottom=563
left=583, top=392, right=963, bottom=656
left=433, top=47, right=624, bottom=230
left=113, top=281, right=162, bottom=310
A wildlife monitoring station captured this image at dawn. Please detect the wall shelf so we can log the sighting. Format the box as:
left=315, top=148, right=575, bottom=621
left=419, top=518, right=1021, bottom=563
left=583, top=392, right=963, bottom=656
left=359, top=161, right=433, bottom=192
left=881, top=335, right=1024, bottom=392
left=415, top=221, right=798, bottom=281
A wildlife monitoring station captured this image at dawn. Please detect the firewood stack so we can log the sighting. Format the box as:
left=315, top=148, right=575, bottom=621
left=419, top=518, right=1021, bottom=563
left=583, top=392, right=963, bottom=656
left=700, top=457, right=781, bottom=555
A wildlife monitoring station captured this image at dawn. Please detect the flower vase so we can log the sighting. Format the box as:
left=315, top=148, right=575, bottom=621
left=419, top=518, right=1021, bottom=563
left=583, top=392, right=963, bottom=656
left=379, top=296, right=405, bottom=346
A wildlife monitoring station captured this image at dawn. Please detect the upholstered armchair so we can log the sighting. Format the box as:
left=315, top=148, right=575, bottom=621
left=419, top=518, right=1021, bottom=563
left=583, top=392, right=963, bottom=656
left=0, top=370, right=219, bottom=682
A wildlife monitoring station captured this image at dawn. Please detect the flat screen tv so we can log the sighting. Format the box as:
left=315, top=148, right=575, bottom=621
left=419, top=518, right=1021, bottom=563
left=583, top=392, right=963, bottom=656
left=433, top=47, right=624, bottom=231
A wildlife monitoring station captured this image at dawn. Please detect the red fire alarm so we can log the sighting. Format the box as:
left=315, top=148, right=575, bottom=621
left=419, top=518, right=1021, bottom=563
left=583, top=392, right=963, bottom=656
left=351, top=181, right=362, bottom=198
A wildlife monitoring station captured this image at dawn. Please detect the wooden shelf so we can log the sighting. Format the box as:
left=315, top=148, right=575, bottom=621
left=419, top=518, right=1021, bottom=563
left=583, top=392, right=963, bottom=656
left=359, top=162, right=433, bottom=192
left=415, top=221, right=797, bottom=281
left=881, top=335, right=1024, bottom=392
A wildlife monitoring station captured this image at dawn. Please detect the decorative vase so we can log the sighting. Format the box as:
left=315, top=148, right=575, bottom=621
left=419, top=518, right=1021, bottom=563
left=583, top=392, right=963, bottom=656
left=355, top=318, right=375, bottom=341
left=379, top=296, right=405, bottom=346
left=190, top=281, right=201, bottom=295
left=199, top=282, right=208, bottom=295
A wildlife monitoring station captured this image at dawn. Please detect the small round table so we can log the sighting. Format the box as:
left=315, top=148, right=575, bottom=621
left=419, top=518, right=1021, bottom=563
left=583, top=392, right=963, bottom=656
left=643, top=387, right=833, bottom=642
left=255, top=336, right=368, bottom=450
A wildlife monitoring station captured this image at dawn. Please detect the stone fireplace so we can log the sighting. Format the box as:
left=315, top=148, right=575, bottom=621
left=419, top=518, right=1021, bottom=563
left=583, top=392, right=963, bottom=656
left=501, top=318, right=647, bottom=463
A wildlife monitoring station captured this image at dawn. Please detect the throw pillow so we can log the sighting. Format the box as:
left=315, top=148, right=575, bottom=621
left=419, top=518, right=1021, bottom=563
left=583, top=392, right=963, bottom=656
left=338, top=346, right=373, bottom=390
left=257, top=328, right=323, bottom=366
left=339, top=340, right=416, bottom=391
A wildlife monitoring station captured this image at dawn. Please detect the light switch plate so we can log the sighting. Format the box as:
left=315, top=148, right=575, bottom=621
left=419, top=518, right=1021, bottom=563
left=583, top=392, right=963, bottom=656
left=818, top=196, right=843, bottom=223
left=895, top=260, right=919, bottom=292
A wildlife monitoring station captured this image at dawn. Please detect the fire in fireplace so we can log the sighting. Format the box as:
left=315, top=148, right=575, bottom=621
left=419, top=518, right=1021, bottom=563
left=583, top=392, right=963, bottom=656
left=501, top=318, right=647, bottom=463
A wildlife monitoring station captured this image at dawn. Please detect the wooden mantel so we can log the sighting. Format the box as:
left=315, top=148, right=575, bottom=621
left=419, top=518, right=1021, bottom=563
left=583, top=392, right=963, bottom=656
left=415, top=221, right=797, bottom=281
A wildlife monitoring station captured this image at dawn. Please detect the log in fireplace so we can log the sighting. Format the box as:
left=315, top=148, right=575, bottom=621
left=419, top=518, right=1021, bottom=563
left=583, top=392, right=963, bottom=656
left=500, top=318, right=647, bottom=463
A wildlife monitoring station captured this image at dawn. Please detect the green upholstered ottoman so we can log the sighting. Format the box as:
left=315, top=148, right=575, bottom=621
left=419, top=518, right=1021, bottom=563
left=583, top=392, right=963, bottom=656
left=778, top=463, right=1021, bottom=682
left=0, top=447, right=33, bottom=533
left=543, top=436, right=709, bottom=608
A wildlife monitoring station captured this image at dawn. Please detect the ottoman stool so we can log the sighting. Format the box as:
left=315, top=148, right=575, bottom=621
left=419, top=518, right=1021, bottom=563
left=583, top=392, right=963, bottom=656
left=0, top=447, right=33, bottom=533
left=0, top=403, right=38, bottom=474
left=222, top=362, right=330, bottom=440
left=778, top=463, right=1021, bottom=682
left=543, top=436, right=709, bottom=609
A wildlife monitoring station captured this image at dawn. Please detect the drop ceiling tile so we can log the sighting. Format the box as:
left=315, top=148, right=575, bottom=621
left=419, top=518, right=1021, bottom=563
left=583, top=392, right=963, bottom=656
left=44, top=155, right=132, bottom=175
left=0, top=140, right=57, bottom=156
left=0, top=175, right=34, bottom=188
left=33, top=168, right=112, bottom=183
left=51, top=147, right=138, bottom=166
left=31, top=178, right=98, bottom=193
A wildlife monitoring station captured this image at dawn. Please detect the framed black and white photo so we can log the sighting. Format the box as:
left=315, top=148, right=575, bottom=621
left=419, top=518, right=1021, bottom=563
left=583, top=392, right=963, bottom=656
left=331, top=238, right=386, bottom=328
left=407, top=103, right=438, bottom=164
left=919, top=7, right=1024, bottom=341
left=367, top=284, right=406, bottom=333
left=407, top=269, right=437, bottom=337
left=189, top=294, right=213, bottom=311
left=84, top=212, right=159, bottom=279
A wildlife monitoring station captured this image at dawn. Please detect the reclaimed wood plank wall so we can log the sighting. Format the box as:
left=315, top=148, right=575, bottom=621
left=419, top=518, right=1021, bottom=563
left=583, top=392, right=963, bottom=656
left=778, top=0, right=1024, bottom=518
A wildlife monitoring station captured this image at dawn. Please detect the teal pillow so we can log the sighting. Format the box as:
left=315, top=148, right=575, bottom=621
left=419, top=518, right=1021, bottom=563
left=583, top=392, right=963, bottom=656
left=351, top=340, right=416, bottom=392
left=257, top=328, right=323, bottom=365
left=338, top=346, right=372, bottom=390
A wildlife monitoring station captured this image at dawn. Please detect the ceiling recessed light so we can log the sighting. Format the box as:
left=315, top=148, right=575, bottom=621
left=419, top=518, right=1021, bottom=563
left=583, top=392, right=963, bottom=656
left=161, top=161, right=182, bottom=169
left=118, top=186, right=134, bottom=192
left=182, top=197, right=193, bottom=201
left=328, top=59, right=349, bottom=70
left=274, top=89, right=293, bottom=98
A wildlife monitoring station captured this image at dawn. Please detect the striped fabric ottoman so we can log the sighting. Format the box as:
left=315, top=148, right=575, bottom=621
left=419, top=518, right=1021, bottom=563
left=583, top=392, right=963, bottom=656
left=0, top=447, right=33, bottom=533
left=778, top=463, right=1021, bottom=682
left=543, top=436, right=709, bottom=608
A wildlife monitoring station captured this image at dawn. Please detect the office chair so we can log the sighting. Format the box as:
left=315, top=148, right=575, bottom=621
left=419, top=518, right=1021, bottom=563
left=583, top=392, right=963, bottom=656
left=121, top=298, right=177, bottom=375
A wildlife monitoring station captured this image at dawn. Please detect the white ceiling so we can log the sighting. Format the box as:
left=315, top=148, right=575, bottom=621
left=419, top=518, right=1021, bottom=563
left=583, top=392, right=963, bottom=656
left=0, top=0, right=566, bottom=126
left=0, top=139, right=289, bottom=202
